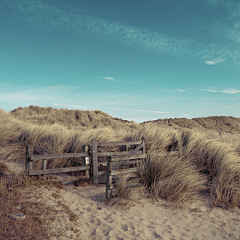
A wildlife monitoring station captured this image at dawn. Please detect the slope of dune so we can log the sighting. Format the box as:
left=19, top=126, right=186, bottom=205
left=9, top=106, right=240, bottom=133
left=10, top=105, right=139, bottom=131
left=141, top=116, right=240, bottom=133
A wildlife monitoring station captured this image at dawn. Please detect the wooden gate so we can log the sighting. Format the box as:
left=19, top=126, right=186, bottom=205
left=91, top=137, right=145, bottom=185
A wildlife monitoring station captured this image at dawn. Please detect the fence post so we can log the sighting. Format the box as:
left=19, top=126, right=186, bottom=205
left=42, top=153, right=47, bottom=180
left=123, top=144, right=130, bottom=153
left=141, top=137, right=146, bottom=164
left=26, top=146, right=33, bottom=175
left=82, top=145, right=90, bottom=178
left=106, top=156, right=112, bottom=199
left=92, top=139, right=98, bottom=185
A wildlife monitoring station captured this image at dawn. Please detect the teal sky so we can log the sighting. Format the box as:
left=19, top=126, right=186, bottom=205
left=0, top=0, right=240, bottom=122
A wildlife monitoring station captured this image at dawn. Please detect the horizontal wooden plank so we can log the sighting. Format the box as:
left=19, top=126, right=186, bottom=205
left=29, top=166, right=90, bottom=175
left=98, top=159, right=143, bottom=167
left=111, top=154, right=146, bottom=162
left=97, top=147, right=106, bottom=153
left=31, top=152, right=89, bottom=161
left=97, top=150, right=142, bottom=157
left=97, top=140, right=142, bottom=147
left=110, top=168, right=138, bottom=176
left=123, top=160, right=143, bottom=166
left=98, top=171, right=106, bottom=176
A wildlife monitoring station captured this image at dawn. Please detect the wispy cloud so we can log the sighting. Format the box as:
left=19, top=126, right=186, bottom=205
left=220, top=89, right=240, bottom=94
left=102, top=77, right=116, bottom=81
left=201, top=88, right=217, bottom=92
left=205, top=58, right=226, bottom=65
left=182, top=114, right=190, bottom=117
left=128, top=117, right=145, bottom=122
left=178, top=89, right=185, bottom=92
left=193, top=1, right=240, bottom=69
left=53, top=103, right=89, bottom=109
left=2, top=0, right=190, bottom=55
left=0, top=85, right=79, bottom=104
left=134, top=109, right=147, bottom=112
left=2, top=0, right=240, bottom=70
left=152, top=111, right=167, bottom=114
left=201, top=88, right=240, bottom=94
left=110, top=107, right=122, bottom=111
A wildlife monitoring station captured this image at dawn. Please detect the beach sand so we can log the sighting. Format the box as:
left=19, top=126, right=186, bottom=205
left=2, top=160, right=240, bottom=240
left=21, top=182, right=240, bottom=240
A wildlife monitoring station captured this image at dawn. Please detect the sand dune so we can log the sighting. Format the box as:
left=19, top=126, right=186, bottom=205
left=23, top=182, right=240, bottom=240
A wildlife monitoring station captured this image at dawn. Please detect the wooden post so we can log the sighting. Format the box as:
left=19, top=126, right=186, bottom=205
left=82, top=145, right=90, bottom=178
left=26, top=146, right=34, bottom=175
left=123, top=144, right=130, bottom=153
left=141, top=137, right=146, bottom=165
left=141, top=137, right=145, bottom=154
left=92, top=139, right=98, bottom=185
left=42, top=153, right=47, bottom=180
left=106, top=156, right=113, bottom=199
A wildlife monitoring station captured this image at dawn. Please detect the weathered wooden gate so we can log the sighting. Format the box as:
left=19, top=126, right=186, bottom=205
left=91, top=137, right=145, bottom=185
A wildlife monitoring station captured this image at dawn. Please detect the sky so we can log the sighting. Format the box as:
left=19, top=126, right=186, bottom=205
left=0, top=0, right=240, bottom=123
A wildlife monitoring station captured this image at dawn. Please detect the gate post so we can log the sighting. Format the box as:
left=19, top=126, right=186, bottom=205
left=42, top=153, right=47, bottom=180
left=92, top=139, right=98, bottom=185
left=82, top=145, right=90, bottom=178
left=141, top=137, right=146, bottom=165
left=106, top=156, right=113, bottom=199
left=25, top=146, right=33, bottom=175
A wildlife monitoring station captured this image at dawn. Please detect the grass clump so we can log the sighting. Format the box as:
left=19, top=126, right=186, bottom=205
left=107, top=174, right=145, bottom=209
left=0, top=161, right=69, bottom=239
left=137, top=152, right=206, bottom=206
left=1, top=106, right=240, bottom=210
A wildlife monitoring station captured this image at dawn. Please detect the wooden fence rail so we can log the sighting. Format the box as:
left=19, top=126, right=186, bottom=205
left=92, top=137, right=146, bottom=185
left=24, top=137, right=179, bottom=186
left=25, top=145, right=90, bottom=181
left=105, top=154, right=147, bottom=199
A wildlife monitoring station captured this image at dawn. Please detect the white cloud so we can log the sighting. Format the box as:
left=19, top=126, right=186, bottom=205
left=152, top=111, right=167, bottom=114
left=205, top=58, right=226, bottom=65
left=201, top=88, right=217, bottom=92
left=53, top=103, right=90, bottom=109
left=110, top=107, right=122, bottom=111
left=103, top=77, right=116, bottom=81
left=178, top=89, right=185, bottom=92
left=3, top=0, right=190, bottom=55
left=220, top=88, right=240, bottom=94
left=2, top=0, right=240, bottom=70
left=182, top=114, right=190, bottom=117
left=134, top=109, right=147, bottom=112
left=201, top=88, right=240, bottom=94
left=127, top=117, right=144, bottom=123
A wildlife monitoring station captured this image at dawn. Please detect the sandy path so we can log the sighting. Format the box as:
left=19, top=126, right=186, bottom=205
left=2, top=159, right=240, bottom=240
left=40, top=183, right=240, bottom=240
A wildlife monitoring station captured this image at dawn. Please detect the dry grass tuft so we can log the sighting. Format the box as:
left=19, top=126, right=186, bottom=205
left=0, top=171, right=64, bottom=239
left=107, top=174, right=146, bottom=209
left=137, top=153, right=207, bottom=206
left=1, top=106, right=240, bottom=215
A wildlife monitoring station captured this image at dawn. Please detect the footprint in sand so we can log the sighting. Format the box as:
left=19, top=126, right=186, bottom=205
left=105, top=215, right=114, bottom=223
left=121, top=224, right=128, bottom=232
left=89, top=217, right=101, bottom=226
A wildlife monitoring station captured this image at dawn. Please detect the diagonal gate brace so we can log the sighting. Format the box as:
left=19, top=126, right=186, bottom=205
left=98, top=143, right=143, bottom=183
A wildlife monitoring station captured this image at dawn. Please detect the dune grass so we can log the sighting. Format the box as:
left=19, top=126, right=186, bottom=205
left=1, top=106, right=240, bottom=215
left=0, top=162, right=67, bottom=239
